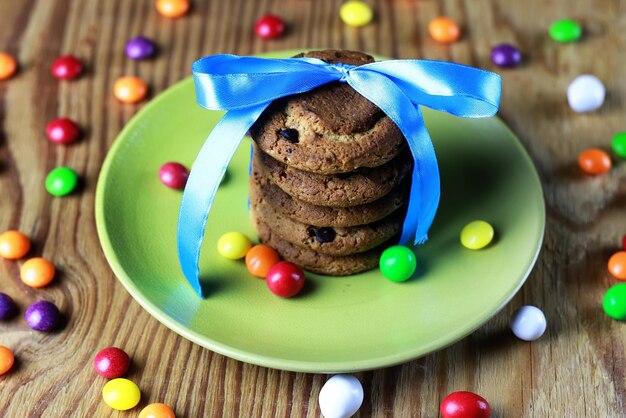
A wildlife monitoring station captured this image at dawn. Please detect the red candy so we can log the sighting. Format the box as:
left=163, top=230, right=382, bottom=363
left=265, top=261, right=305, bottom=298
left=159, top=162, right=189, bottom=189
left=94, top=347, right=131, bottom=378
left=441, top=391, right=491, bottom=418
left=46, top=118, right=81, bottom=144
left=622, top=234, right=626, bottom=251
left=254, top=15, right=286, bottom=40
left=51, top=55, right=83, bottom=80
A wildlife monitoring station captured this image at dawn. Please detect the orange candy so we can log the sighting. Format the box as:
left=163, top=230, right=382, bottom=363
left=428, top=17, right=461, bottom=44
left=0, top=230, right=31, bottom=259
left=245, top=244, right=280, bottom=278
left=578, top=148, right=612, bottom=175
left=20, top=257, right=56, bottom=288
left=609, top=251, right=626, bottom=280
left=0, top=345, right=14, bottom=375
left=114, top=76, right=148, bottom=103
left=156, top=0, right=190, bottom=18
left=0, top=53, right=17, bottom=80
left=139, top=403, right=176, bottom=418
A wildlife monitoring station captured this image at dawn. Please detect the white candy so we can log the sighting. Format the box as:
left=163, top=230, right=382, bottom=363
left=567, top=75, right=605, bottom=112
left=319, top=374, right=364, bottom=418
left=511, top=305, right=547, bottom=341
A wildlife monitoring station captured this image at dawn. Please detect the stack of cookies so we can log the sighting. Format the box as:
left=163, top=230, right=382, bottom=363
left=249, top=50, right=412, bottom=276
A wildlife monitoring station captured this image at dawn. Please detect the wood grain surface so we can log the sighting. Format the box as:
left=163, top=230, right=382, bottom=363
left=1, top=0, right=625, bottom=416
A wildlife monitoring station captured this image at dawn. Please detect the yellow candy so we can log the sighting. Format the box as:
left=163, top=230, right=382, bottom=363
left=339, top=1, right=373, bottom=27
left=460, top=220, right=494, bottom=250
left=217, top=232, right=252, bottom=259
left=102, top=378, right=141, bottom=410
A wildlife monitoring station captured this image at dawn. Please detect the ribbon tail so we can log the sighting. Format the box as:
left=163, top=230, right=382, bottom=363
left=177, top=105, right=270, bottom=296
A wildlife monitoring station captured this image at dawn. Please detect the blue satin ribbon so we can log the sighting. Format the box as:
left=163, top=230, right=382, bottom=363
left=180, top=54, right=502, bottom=296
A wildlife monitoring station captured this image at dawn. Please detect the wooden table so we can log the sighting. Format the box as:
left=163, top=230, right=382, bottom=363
left=1, top=0, right=625, bottom=416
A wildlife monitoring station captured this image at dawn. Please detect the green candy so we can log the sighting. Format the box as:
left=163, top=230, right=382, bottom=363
left=379, top=245, right=417, bottom=282
left=45, top=166, right=78, bottom=196
left=611, top=132, right=626, bottom=158
left=603, top=283, right=626, bottom=320
left=549, top=19, right=582, bottom=43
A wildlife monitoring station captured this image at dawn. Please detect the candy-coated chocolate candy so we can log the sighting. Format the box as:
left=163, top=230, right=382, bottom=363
left=245, top=244, right=280, bottom=278
left=549, top=19, right=582, bottom=43
left=578, top=148, right=611, bottom=175
left=491, top=44, right=521, bottom=67
left=45, top=166, right=79, bottom=196
left=25, top=300, right=60, bottom=332
left=265, top=261, right=305, bottom=298
left=611, top=132, right=626, bottom=158
left=217, top=232, right=252, bottom=260
left=319, top=375, right=364, bottom=418
left=0, top=230, right=31, bottom=259
left=114, top=76, right=148, bottom=103
left=156, top=0, right=190, bottom=18
left=102, top=378, right=141, bottom=410
left=339, top=1, right=373, bottom=27
left=379, top=245, right=416, bottom=282
left=46, top=118, right=81, bottom=145
left=623, top=234, right=626, bottom=251
left=441, top=391, right=491, bottom=418
left=0, top=293, right=18, bottom=320
left=0, top=345, right=14, bottom=376
left=511, top=305, right=546, bottom=341
left=604, top=283, right=626, bottom=320
left=567, top=75, right=605, bottom=112
left=254, top=15, right=286, bottom=40
left=428, top=17, right=461, bottom=44
left=608, top=251, right=626, bottom=280
left=51, top=55, right=83, bottom=80
left=20, top=257, right=56, bottom=288
left=139, top=403, right=176, bottom=418
left=159, top=162, right=188, bottom=189
left=94, top=347, right=131, bottom=378
left=125, top=36, right=157, bottom=60
left=460, top=220, right=494, bottom=250
left=0, top=52, right=17, bottom=80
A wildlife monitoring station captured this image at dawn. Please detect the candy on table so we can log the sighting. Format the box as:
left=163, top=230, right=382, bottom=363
left=611, top=132, right=626, bottom=158
left=0, top=293, right=18, bottom=320
left=155, top=0, right=190, bottom=18
left=549, top=19, right=582, bottom=43
left=428, top=17, right=461, bottom=44
left=578, top=148, right=611, bottom=175
left=0, top=52, right=17, bottom=80
left=217, top=232, right=252, bottom=260
left=51, top=55, right=83, bottom=80
left=125, top=36, right=157, bottom=60
left=245, top=244, right=280, bottom=278
left=0, top=230, right=31, bottom=259
left=379, top=245, right=417, bottom=282
left=0, top=345, right=14, bottom=376
left=139, top=403, right=176, bottom=418
left=46, top=118, right=81, bottom=145
left=603, top=283, right=626, bottom=320
left=608, top=251, right=626, bottom=280
left=511, top=305, right=547, bottom=341
left=25, top=300, right=60, bottom=332
left=114, top=76, right=148, bottom=104
left=254, top=15, right=286, bottom=40
left=159, top=162, right=189, bottom=189
left=102, top=378, right=141, bottom=410
left=20, top=257, right=56, bottom=288
left=567, top=74, right=605, bottom=112
left=460, top=220, right=494, bottom=250
left=265, top=261, right=305, bottom=298
left=440, top=391, right=491, bottom=418
left=93, top=347, right=131, bottom=379
left=339, top=1, right=374, bottom=27
left=45, top=166, right=79, bottom=196
left=318, top=374, right=364, bottom=418
left=491, top=43, right=521, bottom=67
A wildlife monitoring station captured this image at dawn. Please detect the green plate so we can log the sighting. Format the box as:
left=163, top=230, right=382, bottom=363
left=95, top=51, right=544, bottom=373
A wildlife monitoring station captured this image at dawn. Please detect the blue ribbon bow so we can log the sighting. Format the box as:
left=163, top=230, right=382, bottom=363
left=180, top=54, right=502, bottom=296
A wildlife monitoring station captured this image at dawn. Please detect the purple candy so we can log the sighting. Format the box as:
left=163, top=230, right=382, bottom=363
left=491, top=44, right=522, bottom=68
left=0, top=293, right=17, bottom=320
left=25, top=300, right=60, bottom=332
left=125, top=36, right=156, bottom=60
